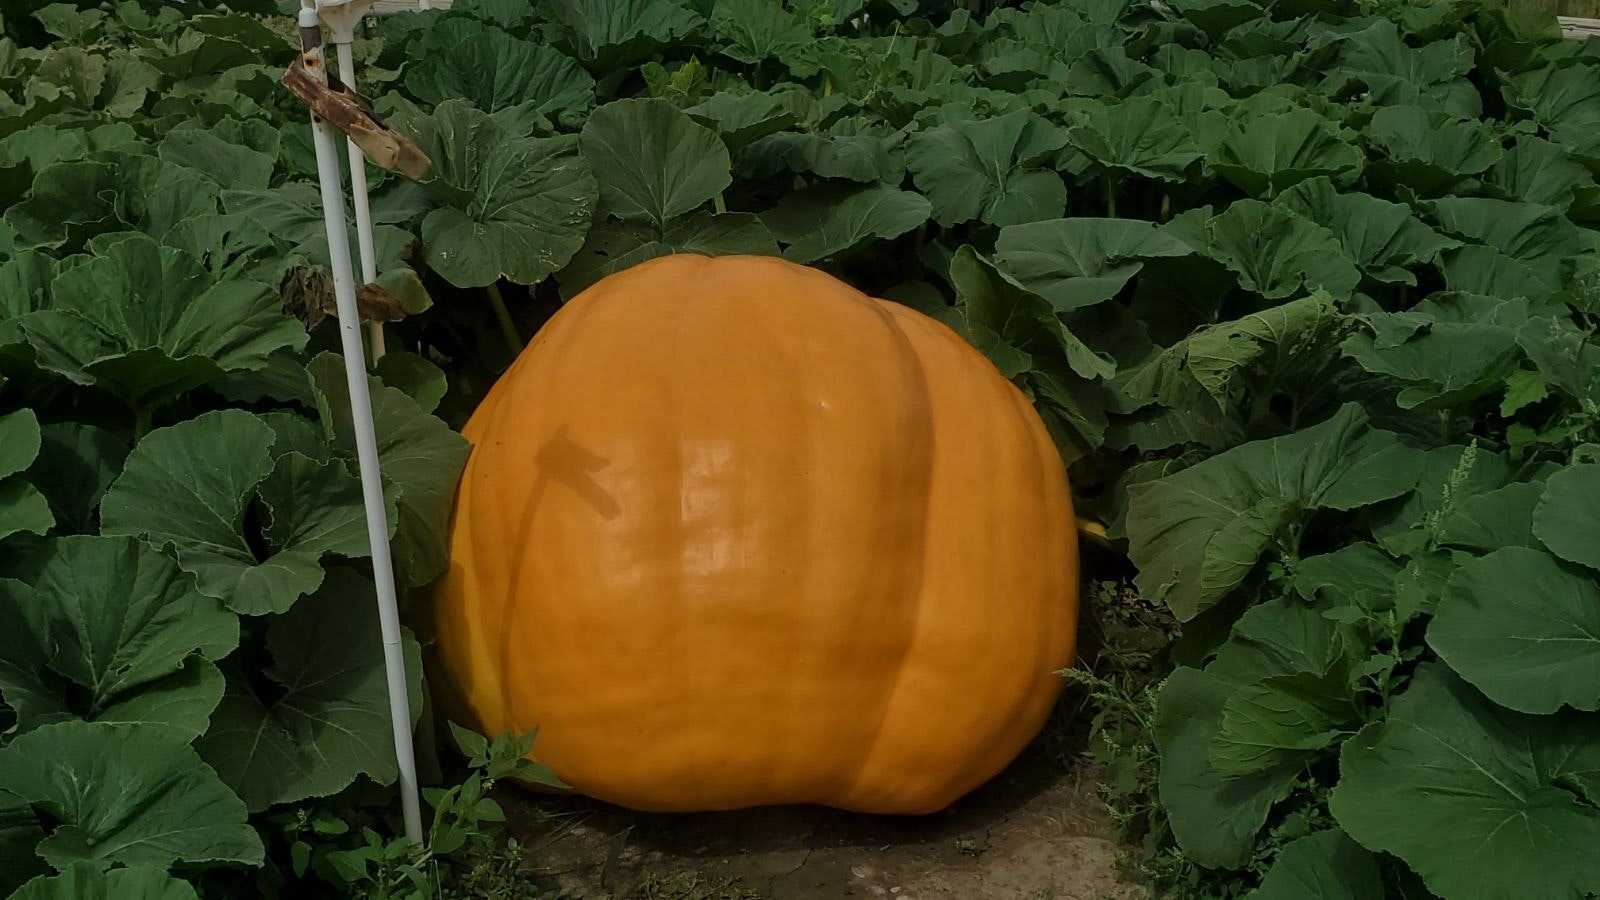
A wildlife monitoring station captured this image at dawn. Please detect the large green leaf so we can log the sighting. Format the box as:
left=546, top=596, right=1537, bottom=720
left=1155, top=666, right=1302, bottom=869
left=0, top=161, right=114, bottom=251
left=23, top=47, right=158, bottom=118
left=1438, top=480, right=1543, bottom=554
left=950, top=246, right=1114, bottom=382
left=0, top=721, right=262, bottom=869
left=711, top=0, right=812, bottom=65
left=994, top=218, right=1192, bottom=312
left=1364, top=105, right=1501, bottom=196
left=1533, top=463, right=1600, bottom=570
left=11, top=865, right=198, bottom=900
left=1174, top=201, right=1361, bottom=299
left=545, top=0, right=703, bottom=71
left=157, top=123, right=276, bottom=192
left=196, top=568, right=423, bottom=812
left=101, top=410, right=375, bottom=615
left=307, top=354, right=470, bottom=589
left=1294, top=542, right=1405, bottom=612
left=0, top=478, right=53, bottom=544
left=1212, top=108, right=1364, bottom=197
left=558, top=211, right=777, bottom=295
left=1123, top=292, right=1346, bottom=417
left=1423, top=197, right=1581, bottom=287
left=1518, top=315, right=1600, bottom=403
left=1332, top=664, right=1600, bottom=900
left=1165, top=0, right=1263, bottom=36
left=580, top=99, right=732, bottom=228
left=684, top=92, right=799, bottom=153
left=1244, top=830, right=1384, bottom=900
left=759, top=183, right=930, bottom=263
left=403, top=100, right=597, bottom=288
left=0, top=408, right=40, bottom=481
left=1275, top=177, right=1458, bottom=284
left=738, top=128, right=903, bottom=184
left=0, top=535, right=234, bottom=737
left=1128, top=404, right=1423, bottom=620
left=1156, top=599, right=1361, bottom=866
left=0, top=409, right=52, bottom=543
left=1063, top=94, right=1203, bottom=182
left=1429, top=547, right=1600, bottom=714
left=404, top=18, right=595, bottom=130
left=1483, top=135, right=1595, bottom=211
left=1438, top=243, right=1562, bottom=302
left=1210, top=668, right=1358, bottom=776
left=1319, top=19, right=1477, bottom=116
left=1371, top=444, right=1526, bottom=556
left=1341, top=292, right=1529, bottom=409
left=17, top=235, right=305, bottom=412
left=1502, top=63, right=1600, bottom=159
left=218, top=181, right=410, bottom=279
left=906, top=110, right=1068, bottom=227
left=6, top=152, right=220, bottom=255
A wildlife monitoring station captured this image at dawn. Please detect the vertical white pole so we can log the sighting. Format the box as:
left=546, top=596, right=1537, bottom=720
left=335, top=39, right=386, bottom=363
left=298, top=5, right=424, bottom=846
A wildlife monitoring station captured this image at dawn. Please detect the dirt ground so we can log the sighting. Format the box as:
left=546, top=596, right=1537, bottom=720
left=501, top=735, right=1144, bottom=900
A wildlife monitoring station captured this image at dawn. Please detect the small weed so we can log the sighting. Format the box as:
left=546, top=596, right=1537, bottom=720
left=632, top=871, right=761, bottom=900
left=1062, top=579, right=1254, bottom=899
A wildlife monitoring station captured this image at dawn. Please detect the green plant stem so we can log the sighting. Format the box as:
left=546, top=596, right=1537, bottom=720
left=713, top=192, right=727, bottom=214
left=485, top=282, right=523, bottom=357
left=1103, top=173, right=1117, bottom=218
left=134, top=405, right=152, bottom=442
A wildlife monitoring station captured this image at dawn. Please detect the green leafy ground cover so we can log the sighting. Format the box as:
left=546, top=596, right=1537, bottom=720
left=2, top=0, right=1600, bottom=898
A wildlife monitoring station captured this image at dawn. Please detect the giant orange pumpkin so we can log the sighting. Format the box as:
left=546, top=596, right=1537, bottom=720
left=429, top=254, right=1077, bottom=814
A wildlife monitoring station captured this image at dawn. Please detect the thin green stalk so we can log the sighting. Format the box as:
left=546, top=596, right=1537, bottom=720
left=1103, top=172, right=1117, bottom=218
left=134, top=405, right=152, bottom=442
left=713, top=192, right=727, bottom=214
left=485, top=282, right=523, bottom=357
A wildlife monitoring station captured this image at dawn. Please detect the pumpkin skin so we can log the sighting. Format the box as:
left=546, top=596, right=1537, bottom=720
left=430, top=254, right=1077, bottom=814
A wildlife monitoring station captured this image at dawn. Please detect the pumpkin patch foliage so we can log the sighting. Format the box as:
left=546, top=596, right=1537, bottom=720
left=1, top=0, right=1598, bottom=897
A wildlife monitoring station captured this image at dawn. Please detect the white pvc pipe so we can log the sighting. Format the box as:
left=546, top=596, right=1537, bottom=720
left=335, top=39, right=386, bottom=363
left=299, top=5, right=423, bottom=846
